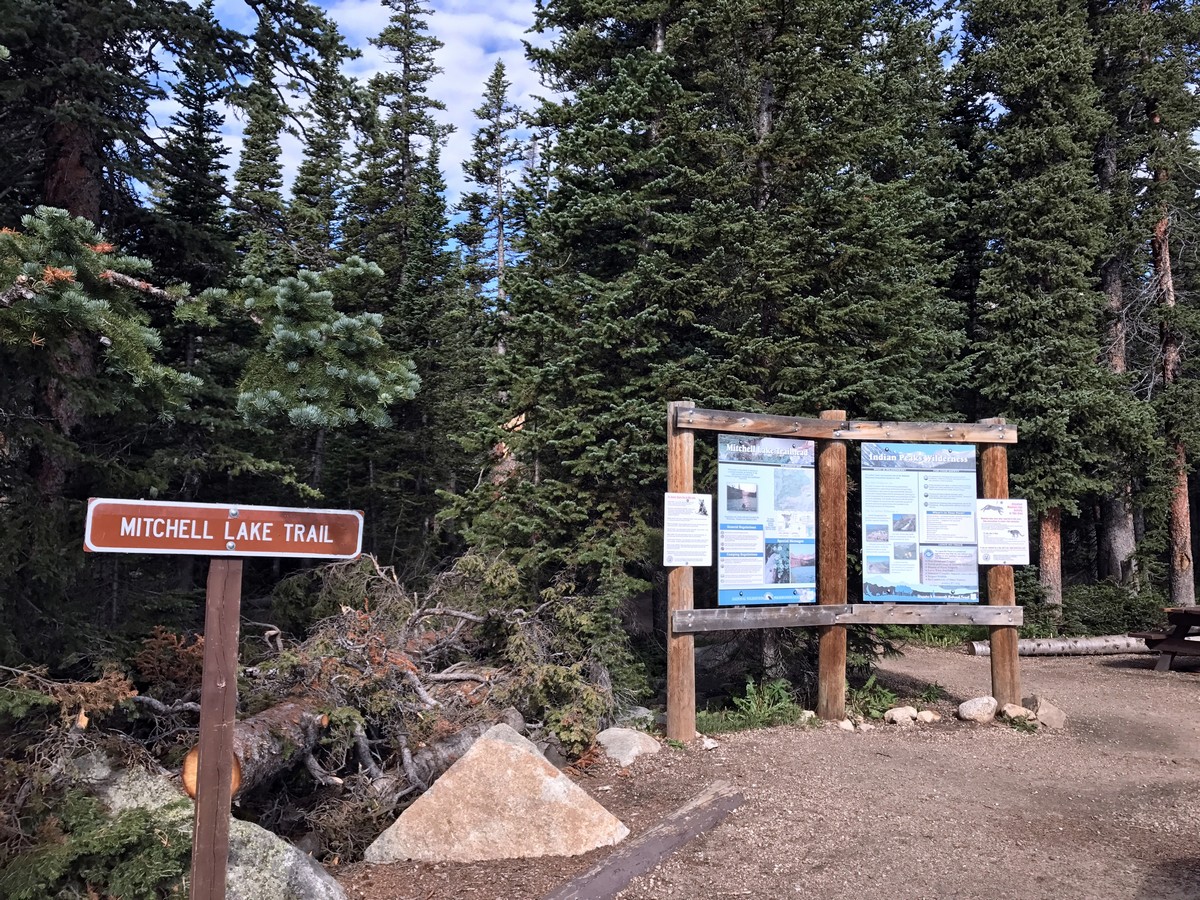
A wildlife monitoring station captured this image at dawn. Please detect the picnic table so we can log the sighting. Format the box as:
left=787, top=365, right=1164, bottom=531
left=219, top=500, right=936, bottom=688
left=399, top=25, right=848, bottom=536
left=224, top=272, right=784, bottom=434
left=1133, top=608, right=1200, bottom=672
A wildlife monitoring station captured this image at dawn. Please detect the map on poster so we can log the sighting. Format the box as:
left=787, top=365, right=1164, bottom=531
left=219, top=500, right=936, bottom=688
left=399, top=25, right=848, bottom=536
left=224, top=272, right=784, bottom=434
left=861, top=442, right=980, bottom=603
left=717, top=434, right=816, bottom=606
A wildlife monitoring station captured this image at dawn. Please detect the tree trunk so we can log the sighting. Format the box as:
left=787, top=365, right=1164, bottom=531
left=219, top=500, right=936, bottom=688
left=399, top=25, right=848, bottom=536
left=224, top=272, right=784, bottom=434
left=1039, top=508, right=1063, bottom=605
left=1097, top=255, right=1139, bottom=586
left=43, top=116, right=102, bottom=223
left=182, top=701, right=329, bottom=798
left=1099, top=490, right=1138, bottom=586
left=1151, top=167, right=1194, bottom=606
left=967, top=635, right=1150, bottom=657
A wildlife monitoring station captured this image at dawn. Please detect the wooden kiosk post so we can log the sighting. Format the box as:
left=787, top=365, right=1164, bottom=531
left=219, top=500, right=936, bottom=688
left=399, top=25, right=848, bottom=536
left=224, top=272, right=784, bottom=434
left=666, top=401, right=697, bottom=741
left=978, top=419, right=1021, bottom=707
left=816, top=410, right=848, bottom=721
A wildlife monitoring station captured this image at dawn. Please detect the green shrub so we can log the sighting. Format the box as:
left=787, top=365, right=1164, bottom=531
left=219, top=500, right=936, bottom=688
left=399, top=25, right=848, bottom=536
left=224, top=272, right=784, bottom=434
left=0, top=792, right=190, bottom=899
left=697, top=678, right=808, bottom=734
left=846, top=674, right=897, bottom=720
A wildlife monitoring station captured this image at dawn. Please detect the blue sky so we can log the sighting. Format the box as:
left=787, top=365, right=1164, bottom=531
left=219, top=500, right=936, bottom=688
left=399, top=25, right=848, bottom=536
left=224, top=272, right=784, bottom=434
left=188, top=0, right=551, bottom=206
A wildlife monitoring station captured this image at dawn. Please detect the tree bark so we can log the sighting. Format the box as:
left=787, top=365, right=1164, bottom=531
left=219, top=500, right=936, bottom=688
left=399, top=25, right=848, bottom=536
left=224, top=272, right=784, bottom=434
left=967, top=635, right=1150, bottom=656
left=1039, top=508, right=1063, bottom=605
left=1097, top=255, right=1139, bottom=586
left=43, top=115, right=102, bottom=223
left=182, top=701, right=329, bottom=798
left=1152, top=168, right=1194, bottom=606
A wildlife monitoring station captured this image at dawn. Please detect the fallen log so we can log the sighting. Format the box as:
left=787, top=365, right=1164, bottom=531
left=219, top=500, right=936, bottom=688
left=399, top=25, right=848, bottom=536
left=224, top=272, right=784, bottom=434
left=966, top=635, right=1150, bottom=657
left=543, top=781, right=744, bottom=900
left=182, top=701, right=329, bottom=798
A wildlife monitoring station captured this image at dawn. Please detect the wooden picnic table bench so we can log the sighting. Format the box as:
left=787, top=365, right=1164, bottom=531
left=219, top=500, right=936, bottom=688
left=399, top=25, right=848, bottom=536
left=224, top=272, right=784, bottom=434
left=1131, top=607, right=1200, bottom=672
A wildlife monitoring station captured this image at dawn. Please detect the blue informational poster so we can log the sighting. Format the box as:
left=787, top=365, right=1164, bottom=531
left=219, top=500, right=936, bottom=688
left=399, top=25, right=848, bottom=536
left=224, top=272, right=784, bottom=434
left=717, top=435, right=817, bottom=606
left=860, top=442, right=979, bottom=602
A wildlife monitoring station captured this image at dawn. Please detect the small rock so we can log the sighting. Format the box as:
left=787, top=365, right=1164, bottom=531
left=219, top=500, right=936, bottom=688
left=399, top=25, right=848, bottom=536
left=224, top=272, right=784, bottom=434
left=596, top=727, right=661, bottom=767
left=616, top=706, right=654, bottom=727
left=701, top=736, right=720, bottom=750
left=857, top=723, right=876, bottom=733
left=1000, top=703, right=1034, bottom=721
left=798, top=710, right=817, bottom=724
left=957, top=696, right=998, bottom=724
left=884, top=706, right=918, bottom=725
left=837, top=719, right=856, bottom=732
left=916, top=710, right=941, bottom=724
left=1022, top=695, right=1067, bottom=730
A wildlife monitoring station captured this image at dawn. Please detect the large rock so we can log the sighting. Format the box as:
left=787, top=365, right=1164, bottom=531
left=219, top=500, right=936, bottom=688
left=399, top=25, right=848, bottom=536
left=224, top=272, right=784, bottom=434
left=1023, top=694, right=1067, bottom=730
left=956, top=696, right=998, bottom=724
left=72, top=753, right=345, bottom=900
left=364, top=724, right=628, bottom=863
left=596, top=727, right=661, bottom=767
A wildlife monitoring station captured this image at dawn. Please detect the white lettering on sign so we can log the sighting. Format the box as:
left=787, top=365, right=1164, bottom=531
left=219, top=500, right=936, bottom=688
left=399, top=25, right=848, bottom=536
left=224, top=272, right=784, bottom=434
left=284, top=523, right=333, bottom=543
left=223, top=521, right=275, bottom=542
left=118, top=517, right=213, bottom=540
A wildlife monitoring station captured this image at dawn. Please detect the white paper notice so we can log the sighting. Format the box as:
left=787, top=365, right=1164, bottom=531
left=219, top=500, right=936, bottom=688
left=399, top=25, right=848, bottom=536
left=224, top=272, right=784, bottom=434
left=976, top=499, right=1030, bottom=566
left=663, top=493, right=713, bottom=567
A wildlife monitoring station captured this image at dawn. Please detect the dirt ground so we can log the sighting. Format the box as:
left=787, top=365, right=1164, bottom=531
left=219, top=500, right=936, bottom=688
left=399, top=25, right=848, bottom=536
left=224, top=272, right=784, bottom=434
left=336, top=645, right=1200, bottom=900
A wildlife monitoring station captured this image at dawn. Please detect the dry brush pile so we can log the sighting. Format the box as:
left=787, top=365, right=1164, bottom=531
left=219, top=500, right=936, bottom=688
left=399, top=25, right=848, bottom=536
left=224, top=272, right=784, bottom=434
left=0, top=552, right=626, bottom=873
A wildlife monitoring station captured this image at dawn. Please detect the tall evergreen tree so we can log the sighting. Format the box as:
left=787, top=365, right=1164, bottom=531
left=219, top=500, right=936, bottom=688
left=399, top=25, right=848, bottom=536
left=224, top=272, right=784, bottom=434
left=150, top=0, right=234, bottom=291
left=963, top=0, right=1139, bottom=604
left=337, top=0, right=488, bottom=563
left=455, top=61, right=523, bottom=306
left=229, top=15, right=289, bottom=281
left=286, top=34, right=355, bottom=272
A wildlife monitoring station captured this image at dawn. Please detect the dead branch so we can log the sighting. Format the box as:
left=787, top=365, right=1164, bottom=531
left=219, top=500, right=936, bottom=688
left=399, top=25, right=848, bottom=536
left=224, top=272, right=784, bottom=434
left=427, top=672, right=492, bottom=686
left=0, top=274, right=35, bottom=308
left=304, top=753, right=344, bottom=788
left=128, top=695, right=202, bottom=715
left=352, top=724, right=383, bottom=780
left=402, top=670, right=440, bottom=708
left=100, top=270, right=181, bottom=305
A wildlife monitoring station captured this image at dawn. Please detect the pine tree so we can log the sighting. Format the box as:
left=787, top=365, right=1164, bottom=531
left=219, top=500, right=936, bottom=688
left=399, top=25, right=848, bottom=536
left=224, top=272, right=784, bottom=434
left=0, top=208, right=197, bottom=659
left=286, top=35, right=355, bottom=272
left=344, top=0, right=450, bottom=286
left=455, top=61, right=523, bottom=305
left=229, top=16, right=289, bottom=282
left=963, top=0, right=1137, bottom=604
left=150, top=0, right=234, bottom=291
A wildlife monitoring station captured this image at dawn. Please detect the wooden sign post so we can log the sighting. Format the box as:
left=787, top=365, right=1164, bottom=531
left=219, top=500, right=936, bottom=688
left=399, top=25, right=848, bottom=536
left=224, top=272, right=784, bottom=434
left=84, top=499, right=363, bottom=900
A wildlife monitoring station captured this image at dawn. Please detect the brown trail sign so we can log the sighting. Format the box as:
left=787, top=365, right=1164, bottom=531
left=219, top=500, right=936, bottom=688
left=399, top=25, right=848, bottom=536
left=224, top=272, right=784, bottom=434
left=84, top=497, right=363, bottom=900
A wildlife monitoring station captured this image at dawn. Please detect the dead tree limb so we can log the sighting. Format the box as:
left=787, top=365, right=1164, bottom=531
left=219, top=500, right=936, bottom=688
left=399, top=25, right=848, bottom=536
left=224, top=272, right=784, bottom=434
left=181, top=701, right=329, bottom=798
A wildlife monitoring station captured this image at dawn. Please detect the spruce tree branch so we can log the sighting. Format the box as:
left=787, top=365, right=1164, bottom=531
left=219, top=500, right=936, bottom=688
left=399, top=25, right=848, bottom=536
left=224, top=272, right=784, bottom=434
left=100, top=270, right=181, bottom=304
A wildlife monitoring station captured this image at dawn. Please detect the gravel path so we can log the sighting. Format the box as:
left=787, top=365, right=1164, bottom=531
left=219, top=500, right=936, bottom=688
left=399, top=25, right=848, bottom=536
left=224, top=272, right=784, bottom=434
left=337, top=646, right=1200, bottom=900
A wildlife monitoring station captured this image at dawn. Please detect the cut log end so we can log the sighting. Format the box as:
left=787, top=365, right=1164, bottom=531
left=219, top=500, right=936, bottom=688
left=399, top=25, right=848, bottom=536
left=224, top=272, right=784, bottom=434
left=181, top=746, right=242, bottom=799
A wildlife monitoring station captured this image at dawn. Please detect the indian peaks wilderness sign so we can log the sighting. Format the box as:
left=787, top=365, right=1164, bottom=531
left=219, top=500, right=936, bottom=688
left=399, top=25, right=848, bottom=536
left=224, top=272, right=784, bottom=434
left=84, top=499, right=363, bottom=559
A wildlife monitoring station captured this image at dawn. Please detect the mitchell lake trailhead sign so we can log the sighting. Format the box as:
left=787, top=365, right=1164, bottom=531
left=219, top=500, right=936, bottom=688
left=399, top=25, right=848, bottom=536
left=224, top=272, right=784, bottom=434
left=83, top=496, right=362, bottom=900
left=84, top=498, right=363, bottom=558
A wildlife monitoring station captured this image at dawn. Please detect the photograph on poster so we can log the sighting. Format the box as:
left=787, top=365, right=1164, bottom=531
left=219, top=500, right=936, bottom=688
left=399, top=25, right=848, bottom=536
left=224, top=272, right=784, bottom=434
left=861, top=442, right=980, bottom=602
left=717, top=435, right=816, bottom=605
left=726, top=483, right=759, bottom=512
